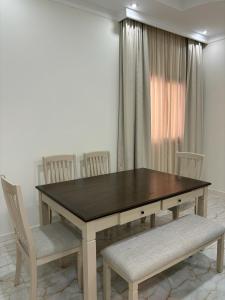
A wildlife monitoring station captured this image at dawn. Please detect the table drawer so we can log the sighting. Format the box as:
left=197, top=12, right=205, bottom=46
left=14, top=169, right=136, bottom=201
left=161, top=189, right=203, bottom=210
left=119, top=202, right=160, bottom=225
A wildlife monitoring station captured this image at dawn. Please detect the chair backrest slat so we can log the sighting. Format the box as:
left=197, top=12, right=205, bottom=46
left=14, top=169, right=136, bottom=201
left=176, top=152, right=204, bottom=180
left=42, top=155, right=76, bottom=184
left=84, top=151, right=111, bottom=177
left=1, top=177, right=35, bottom=257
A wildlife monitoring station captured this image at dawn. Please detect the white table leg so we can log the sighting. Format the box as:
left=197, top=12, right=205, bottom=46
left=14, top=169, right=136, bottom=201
left=83, top=225, right=97, bottom=300
left=39, top=192, right=51, bottom=225
left=197, top=187, right=208, bottom=217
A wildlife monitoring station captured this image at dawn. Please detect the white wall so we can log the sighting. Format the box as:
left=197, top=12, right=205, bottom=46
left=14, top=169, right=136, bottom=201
left=0, top=0, right=119, bottom=237
left=204, top=39, right=225, bottom=191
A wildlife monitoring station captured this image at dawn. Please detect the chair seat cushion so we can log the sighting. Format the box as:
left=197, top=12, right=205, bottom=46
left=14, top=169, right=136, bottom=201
left=32, top=222, right=81, bottom=259
left=101, top=215, right=225, bottom=282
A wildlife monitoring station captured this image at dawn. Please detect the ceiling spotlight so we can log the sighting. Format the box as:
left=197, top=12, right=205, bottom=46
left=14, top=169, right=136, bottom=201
left=131, top=3, right=137, bottom=9
left=202, top=30, right=208, bottom=35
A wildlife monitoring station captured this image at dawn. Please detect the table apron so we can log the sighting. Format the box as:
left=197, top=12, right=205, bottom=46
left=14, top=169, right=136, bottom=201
left=39, top=187, right=205, bottom=236
left=40, top=193, right=85, bottom=230
left=161, top=188, right=203, bottom=210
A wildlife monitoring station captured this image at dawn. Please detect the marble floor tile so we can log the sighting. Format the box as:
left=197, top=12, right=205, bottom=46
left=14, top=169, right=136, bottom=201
left=0, top=191, right=225, bottom=299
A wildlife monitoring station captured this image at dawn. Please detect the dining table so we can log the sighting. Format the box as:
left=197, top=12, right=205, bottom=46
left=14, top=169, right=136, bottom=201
left=36, top=168, right=211, bottom=300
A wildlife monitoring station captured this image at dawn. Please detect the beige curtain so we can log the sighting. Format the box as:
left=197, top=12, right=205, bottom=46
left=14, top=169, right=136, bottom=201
left=117, top=19, right=204, bottom=173
left=149, top=28, right=187, bottom=173
left=117, top=19, right=151, bottom=171
left=183, top=40, right=204, bottom=153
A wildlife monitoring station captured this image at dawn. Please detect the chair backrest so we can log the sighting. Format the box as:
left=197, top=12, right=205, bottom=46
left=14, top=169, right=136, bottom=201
left=176, top=152, right=204, bottom=180
left=1, top=177, right=35, bottom=257
left=42, top=155, right=76, bottom=184
left=84, top=151, right=111, bottom=177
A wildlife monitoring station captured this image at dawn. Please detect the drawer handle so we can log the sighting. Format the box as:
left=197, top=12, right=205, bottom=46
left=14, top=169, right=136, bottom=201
left=141, top=211, right=145, bottom=215
left=178, top=199, right=182, bottom=203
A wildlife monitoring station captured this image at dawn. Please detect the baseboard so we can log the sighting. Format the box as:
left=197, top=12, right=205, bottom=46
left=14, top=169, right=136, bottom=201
left=0, top=231, right=15, bottom=245
left=0, top=224, right=40, bottom=246
left=208, top=188, right=225, bottom=198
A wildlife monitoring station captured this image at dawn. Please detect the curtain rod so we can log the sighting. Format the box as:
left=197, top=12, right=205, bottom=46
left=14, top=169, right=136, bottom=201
left=118, top=8, right=208, bottom=44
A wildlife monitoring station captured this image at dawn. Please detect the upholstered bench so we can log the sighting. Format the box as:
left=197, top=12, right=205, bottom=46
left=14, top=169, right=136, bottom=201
left=101, top=215, right=225, bottom=300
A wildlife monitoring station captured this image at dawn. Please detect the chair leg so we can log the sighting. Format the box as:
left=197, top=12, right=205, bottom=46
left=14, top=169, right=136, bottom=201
left=172, top=207, right=180, bottom=220
left=77, top=251, right=83, bottom=289
left=150, top=214, right=156, bottom=228
left=217, top=235, right=224, bottom=273
left=15, top=245, right=22, bottom=286
left=103, top=260, right=111, bottom=300
left=60, top=215, right=66, bottom=222
left=29, top=261, right=37, bottom=300
left=128, top=282, right=138, bottom=300
left=59, top=257, right=68, bottom=268
left=104, top=229, right=111, bottom=240
left=141, top=217, right=146, bottom=224
left=194, top=197, right=198, bottom=214
left=49, top=208, right=52, bottom=224
left=126, top=222, right=131, bottom=229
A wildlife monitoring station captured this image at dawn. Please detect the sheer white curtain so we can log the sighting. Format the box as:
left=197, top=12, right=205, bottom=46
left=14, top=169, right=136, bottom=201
left=149, top=28, right=187, bottom=173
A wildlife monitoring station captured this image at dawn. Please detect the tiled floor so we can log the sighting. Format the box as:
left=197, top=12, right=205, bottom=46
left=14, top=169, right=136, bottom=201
left=1, top=191, right=225, bottom=299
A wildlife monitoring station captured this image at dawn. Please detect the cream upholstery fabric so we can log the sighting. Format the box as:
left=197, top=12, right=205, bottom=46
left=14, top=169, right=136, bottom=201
left=101, top=215, right=225, bottom=282
left=32, top=222, right=81, bottom=259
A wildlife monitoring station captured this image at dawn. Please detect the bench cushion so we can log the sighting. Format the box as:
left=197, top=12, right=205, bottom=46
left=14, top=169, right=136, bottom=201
left=101, top=215, right=225, bottom=282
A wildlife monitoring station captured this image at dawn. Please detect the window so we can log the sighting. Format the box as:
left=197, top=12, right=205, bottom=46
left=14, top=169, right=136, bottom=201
left=150, top=75, right=186, bottom=173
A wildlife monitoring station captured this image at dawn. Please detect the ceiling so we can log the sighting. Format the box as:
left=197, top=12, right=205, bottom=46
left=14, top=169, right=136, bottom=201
left=156, top=0, right=222, bottom=10
left=59, top=0, right=225, bottom=42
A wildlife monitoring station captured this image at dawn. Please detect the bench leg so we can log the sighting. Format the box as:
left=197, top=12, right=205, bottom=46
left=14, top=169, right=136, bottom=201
left=103, top=260, right=111, bottom=300
left=217, top=235, right=224, bottom=273
left=128, top=282, right=138, bottom=300
left=150, top=214, right=156, bottom=228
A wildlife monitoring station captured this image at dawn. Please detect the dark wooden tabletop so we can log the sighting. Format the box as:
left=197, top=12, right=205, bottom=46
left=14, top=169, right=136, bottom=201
left=36, top=168, right=211, bottom=222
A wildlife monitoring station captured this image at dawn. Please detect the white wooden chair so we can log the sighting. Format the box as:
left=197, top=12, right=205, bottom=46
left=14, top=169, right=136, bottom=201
left=84, top=151, right=113, bottom=237
left=42, top=154, right=76, bottom=184
left=1, top=177, right=82, bottom=300
left=42, top=154, right=76, bottom=222
left=84, top=151, right=111, bottom=177
left=169, top=152, right=205, bottom=219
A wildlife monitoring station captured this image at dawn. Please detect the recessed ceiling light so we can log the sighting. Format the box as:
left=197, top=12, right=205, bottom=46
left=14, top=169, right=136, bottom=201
left=202, top=30, right=208, bottom=35
left=131, top=3, right=137, bottom=9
